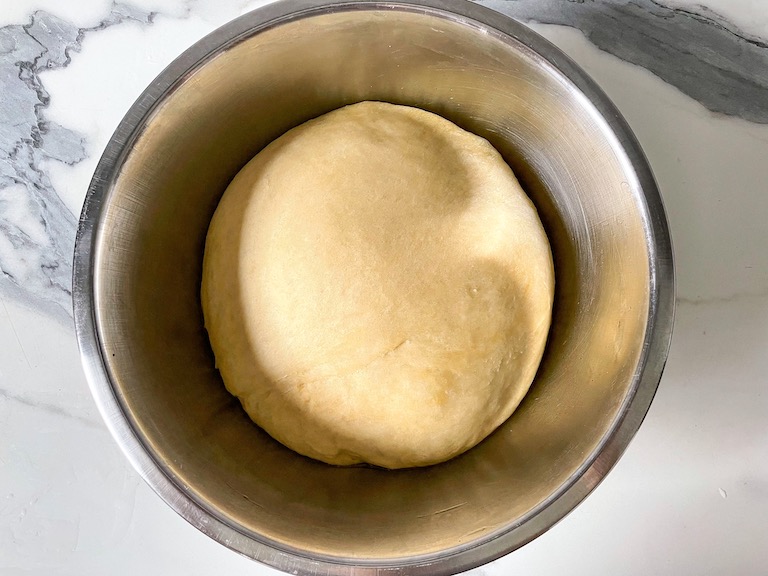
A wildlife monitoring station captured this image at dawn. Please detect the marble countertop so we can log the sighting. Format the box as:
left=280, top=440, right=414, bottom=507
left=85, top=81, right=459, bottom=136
left=1, top=0, right=766, bottom=574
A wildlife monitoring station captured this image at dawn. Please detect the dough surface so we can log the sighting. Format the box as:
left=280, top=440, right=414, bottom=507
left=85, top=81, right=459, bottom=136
left=202, top=101, right=554, bottom=469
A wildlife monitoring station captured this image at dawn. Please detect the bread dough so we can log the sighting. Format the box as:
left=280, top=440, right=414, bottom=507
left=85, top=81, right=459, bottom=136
left=201, top=101, right=554, bottom=469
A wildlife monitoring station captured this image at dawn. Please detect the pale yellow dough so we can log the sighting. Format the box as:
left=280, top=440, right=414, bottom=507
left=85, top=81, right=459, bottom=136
left=201, top=101, right=554, bottom=469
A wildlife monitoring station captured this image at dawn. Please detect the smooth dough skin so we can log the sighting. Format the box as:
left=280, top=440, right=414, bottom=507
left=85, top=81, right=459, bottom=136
left=201, top=101, right=554, bottom=469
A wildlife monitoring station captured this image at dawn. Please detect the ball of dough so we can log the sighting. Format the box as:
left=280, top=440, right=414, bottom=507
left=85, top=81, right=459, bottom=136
left=202, top=101, right=554, bottom=469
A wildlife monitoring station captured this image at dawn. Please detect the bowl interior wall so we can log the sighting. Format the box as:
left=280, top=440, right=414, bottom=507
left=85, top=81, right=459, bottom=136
left=94, top=8, right=650, bottom=559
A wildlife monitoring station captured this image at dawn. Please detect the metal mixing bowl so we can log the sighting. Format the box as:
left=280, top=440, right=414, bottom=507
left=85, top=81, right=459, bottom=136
left=73, top=0, right=674, bottom=573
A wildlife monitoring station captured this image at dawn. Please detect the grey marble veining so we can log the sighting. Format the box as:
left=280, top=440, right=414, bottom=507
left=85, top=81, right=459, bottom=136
left=0, top=5, right=155, bottom=323
left=0, top=386, right=101, bottom=428
left=1, top=0, right=767, bottom=323
left=483, top=0, right=768, bottom=124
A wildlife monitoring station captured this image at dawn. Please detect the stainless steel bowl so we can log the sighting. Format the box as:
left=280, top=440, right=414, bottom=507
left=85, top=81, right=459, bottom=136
left=73, top=0, right=674, bottom=574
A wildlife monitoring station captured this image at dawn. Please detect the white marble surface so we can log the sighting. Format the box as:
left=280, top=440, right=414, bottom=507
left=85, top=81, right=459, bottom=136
left=1, top=1, right=767, bottom=574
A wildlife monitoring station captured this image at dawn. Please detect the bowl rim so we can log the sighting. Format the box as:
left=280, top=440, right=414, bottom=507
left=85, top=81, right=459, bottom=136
left=72, top=0, right=675, bottom=574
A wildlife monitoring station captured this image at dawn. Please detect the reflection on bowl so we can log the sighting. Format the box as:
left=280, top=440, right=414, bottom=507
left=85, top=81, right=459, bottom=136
left=73, top=0, right=674, bottom=574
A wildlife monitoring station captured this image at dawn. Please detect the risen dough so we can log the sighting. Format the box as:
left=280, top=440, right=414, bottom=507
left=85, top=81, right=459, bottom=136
left=202, top=101, right=554, bottom=469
